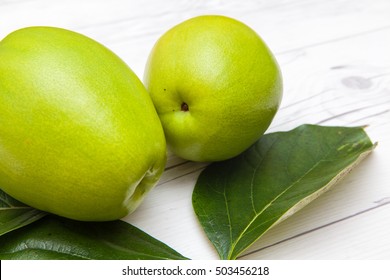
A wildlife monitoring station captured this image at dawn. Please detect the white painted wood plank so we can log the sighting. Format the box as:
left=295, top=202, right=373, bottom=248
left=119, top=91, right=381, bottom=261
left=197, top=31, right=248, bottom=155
left=272, top=31, right=390, bottom=133
left=1, top=0, right=390, bottom=81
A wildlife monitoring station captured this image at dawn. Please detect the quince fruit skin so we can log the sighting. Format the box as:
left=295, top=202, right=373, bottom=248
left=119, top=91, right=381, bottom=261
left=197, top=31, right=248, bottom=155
left=144, top=15, right=283, bottom=162
left=0, top=27, right=166, bottom=221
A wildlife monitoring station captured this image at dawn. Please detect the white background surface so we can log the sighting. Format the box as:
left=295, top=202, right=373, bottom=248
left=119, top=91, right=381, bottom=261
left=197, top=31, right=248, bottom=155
left=1, top=0, right=389, bottom=260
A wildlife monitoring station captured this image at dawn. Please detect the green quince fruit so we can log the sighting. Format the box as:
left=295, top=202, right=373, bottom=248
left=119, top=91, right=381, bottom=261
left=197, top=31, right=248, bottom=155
left=0, top=27, right=166, bottom=221
left=144, top=15, right=283, bottom=162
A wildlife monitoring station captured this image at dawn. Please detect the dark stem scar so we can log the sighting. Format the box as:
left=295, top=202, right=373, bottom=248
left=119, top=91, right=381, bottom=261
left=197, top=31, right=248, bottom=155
left=181, top=102, right=189, bottom=112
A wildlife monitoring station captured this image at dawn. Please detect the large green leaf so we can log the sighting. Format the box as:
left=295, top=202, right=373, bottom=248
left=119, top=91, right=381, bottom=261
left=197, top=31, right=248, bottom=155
left=192, top=124, right=375, bottom=260
left=0, top=189, right=47, bottom=236
left=0, top=215, right=188, bottom=260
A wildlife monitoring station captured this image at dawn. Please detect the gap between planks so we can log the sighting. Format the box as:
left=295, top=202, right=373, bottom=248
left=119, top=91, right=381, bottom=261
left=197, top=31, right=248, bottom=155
left=238, top=199, right=390, bottom=259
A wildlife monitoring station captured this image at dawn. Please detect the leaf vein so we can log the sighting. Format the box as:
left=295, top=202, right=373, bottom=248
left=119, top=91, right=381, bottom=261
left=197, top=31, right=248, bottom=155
left=231, top=128, right=351, bottom=258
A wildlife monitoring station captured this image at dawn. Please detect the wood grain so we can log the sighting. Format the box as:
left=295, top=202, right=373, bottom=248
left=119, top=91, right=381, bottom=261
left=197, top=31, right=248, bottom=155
left=1, top=0, right=389, bottom=260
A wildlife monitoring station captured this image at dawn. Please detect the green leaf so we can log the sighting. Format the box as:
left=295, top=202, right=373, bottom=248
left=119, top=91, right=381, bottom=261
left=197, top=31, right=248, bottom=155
left=192, top=124, right=375, bottom=260
left=0, top=215, right=188, bottom=260
left=0, top=188, right=47, bottom=236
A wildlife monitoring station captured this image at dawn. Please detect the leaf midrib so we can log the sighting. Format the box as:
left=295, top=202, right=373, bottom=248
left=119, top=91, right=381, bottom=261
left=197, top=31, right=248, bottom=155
left=227, top=131, right=350, bottom=259
left=1, top=240, right=180, bottom=260
left=0, top=206, right=34, bottom=211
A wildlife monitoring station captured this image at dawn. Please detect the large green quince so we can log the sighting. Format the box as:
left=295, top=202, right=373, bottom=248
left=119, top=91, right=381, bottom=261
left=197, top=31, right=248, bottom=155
left=144, top=15, right=283, bottom=162
left=0, top=27, right=166, bottom=221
